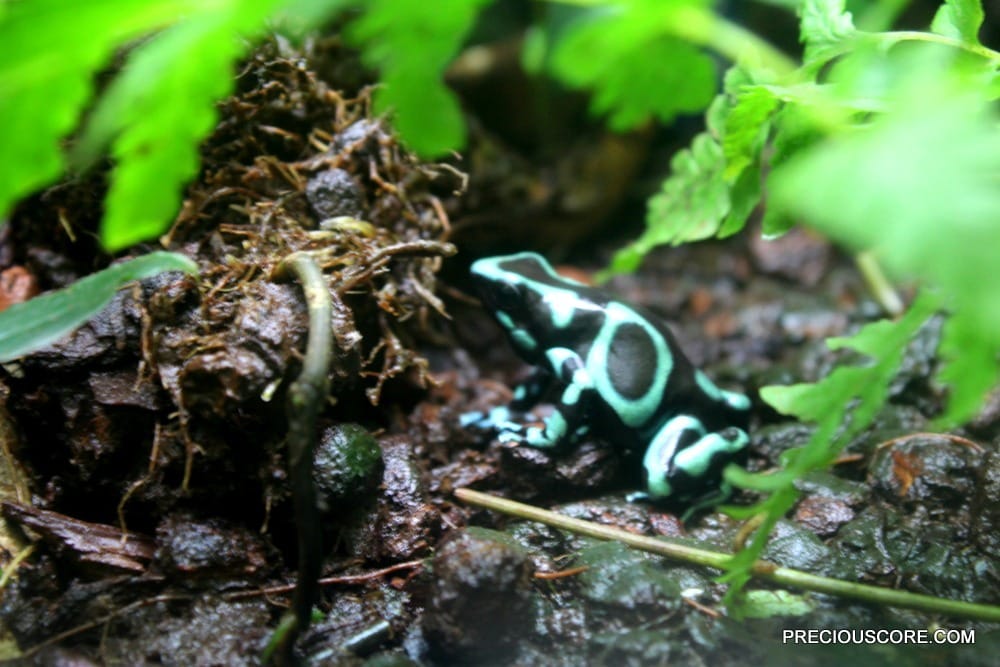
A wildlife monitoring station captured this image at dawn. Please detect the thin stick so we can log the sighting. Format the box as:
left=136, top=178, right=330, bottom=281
left=454, top=488, right=1000, bottom=623
left=856, top=251, right=904, bottom=318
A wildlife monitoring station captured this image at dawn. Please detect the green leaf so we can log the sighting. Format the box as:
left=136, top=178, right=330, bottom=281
left=0, top=252, right=198, bottom=363
left=0, top=0, right=198, bottom=221
left=799, top=0, right=856, bottom=68
left=725, top=293, right=940, bottom=599
left=769, top=84, right=1000, bottom=422
left=271, top=0, right=354, bottom=33
left=374, top=70, right=467, bottom=159
left=936, top=314, right=1000, bottom=427
left=642, top=133, right=729, bottom=245
left=718, top=164, right=761, bottom=238
left=77, top=2, right=285, bottom=250
left=761, top=292, right=939, bottom=429
left=931, top=0, right=984, bottom=46
left=346, top=0, right=492, bottom=157
left=722, top=87, right=779, bottom=178
left=548, top=0, right=715, bottom=130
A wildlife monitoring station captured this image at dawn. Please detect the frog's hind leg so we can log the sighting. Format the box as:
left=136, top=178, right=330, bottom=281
left=643, top=417, right=748, bottom=506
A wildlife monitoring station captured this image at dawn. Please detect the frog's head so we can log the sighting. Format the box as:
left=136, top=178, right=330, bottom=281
left=471, top=252, right=583, bottom=358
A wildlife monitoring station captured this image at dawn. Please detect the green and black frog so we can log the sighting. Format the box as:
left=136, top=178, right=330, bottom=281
left=466, top=252, right=751, bottom=513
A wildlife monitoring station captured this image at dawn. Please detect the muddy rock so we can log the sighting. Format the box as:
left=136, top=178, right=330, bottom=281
left=973, top=450, right=1000, bottom=558
left=313, top=423, right=383, bottom=510
left=348, top=435, right=440, bottom=561
left=499, top=438, right=623, bottom=500
left=422, top=528, right=534, bottom=662
left=868, top=433, right=981, bottom=511
left=306, top=168, right=364, bottom=220
left=154, top=515, right=271, bottom=580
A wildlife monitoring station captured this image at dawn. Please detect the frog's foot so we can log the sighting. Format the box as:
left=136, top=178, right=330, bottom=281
left=678, top=483, right=733, bottom=523
left=496, top=425, right=526, bottom=444
left=625, top=490, right=650, bottom=503
left=460, top=406, right=522, bottom=432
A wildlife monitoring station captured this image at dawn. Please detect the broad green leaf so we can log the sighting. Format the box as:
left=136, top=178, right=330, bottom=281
left=769, top=87, right=1000, bottom=422
left=722, top=88, right=779, bottom=178
left=799, top=0, right=856, bottom=68
left=607, top=134, right=725, bottom=274
left=374, top=70, right=467, bottom=159
left=78, top=1, right=286, bottom=250
left=761, top=292, right=939, bottom=429
left=548, top=0, right=715, bottom=130
left=347, top=0, right=492, bottom=156
left=931, top=0, right=984, bottom=45
left=0, top=0, right=199, bottom=221
left=937, top=314, right=1000, bottom=427
left=271, top=0, right=354, bottom=33
left=717, top=164, right=761, bottom=237
left=0, top=252, right=198, bottom=363
left=630, top=132, right=729, bottom=255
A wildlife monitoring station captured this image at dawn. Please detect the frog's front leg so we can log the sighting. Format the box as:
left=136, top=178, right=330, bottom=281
left=509, top=367, right=554, bottom=411
left=500, top=347, right=596, bottom=449
left=642, top=415, right=749, bottom=501
left=460, top=367, right=553, bottom=432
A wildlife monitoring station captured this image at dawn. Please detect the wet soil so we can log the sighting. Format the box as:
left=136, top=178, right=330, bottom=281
left=0, top=38, right=998, bottom=667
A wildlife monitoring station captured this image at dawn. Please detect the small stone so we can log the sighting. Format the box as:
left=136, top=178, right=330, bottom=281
left=306, top=168, right=363, bottom=221
left=313, top=423, right=383, bottom=509
left=0, top=266, right=38, bottom=312
left=422, top=528, right=534, bottom=662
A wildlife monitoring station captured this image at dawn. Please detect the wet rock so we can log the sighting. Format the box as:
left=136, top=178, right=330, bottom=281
left=154, top=515, right=270, bottom=579
left=306, top=168, right=364, bottom=220
left=179, top=348, right=274, bottom=419
left=749, top=226, right=831, bottom=286
left=868, top=434, right=980, bottom=511
left=576, top=540, right=695, bottom=610
left=779, top=309, right=849, bottom=343
left=331, top=119, right=388, bottom=158
left=973, top=449, right=1000, bottom=558
left=0, top=265, right=38, bottom=311
left=828, top=500, right=999, bottom=605
left=845, top=405, right=929, bottom=459
left=349, top=436, right=440, bottom=561
left=313, top=423, right=383, bottom=510
left=167, top=281, right=308, bottom=420
left=109, top=597, right=270, bottom=667
left=499, top=438, right=622, bottom=499
left=88, top=369, right=164, bottom=410
left=15, top=284, right=144, bottom=371
left=794, top=470, right=869, bottom=506
left=557, top=498, right=653, bottom=537
left=794, top=495, right=855, bottom=537
left=422, top=528, right=534, bottom=662
left=761, top=520, right=830, bottom=572
left=749, top=421, right=814, bottom=465
left=886, top=316, right=945, bottom=413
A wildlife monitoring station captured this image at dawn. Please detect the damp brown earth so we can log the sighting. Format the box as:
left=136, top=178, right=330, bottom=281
left=0, top=39, right=997, bottom=667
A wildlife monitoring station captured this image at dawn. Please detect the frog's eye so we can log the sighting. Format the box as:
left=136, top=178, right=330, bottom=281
left=493, top=282, right=520, bottom=312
